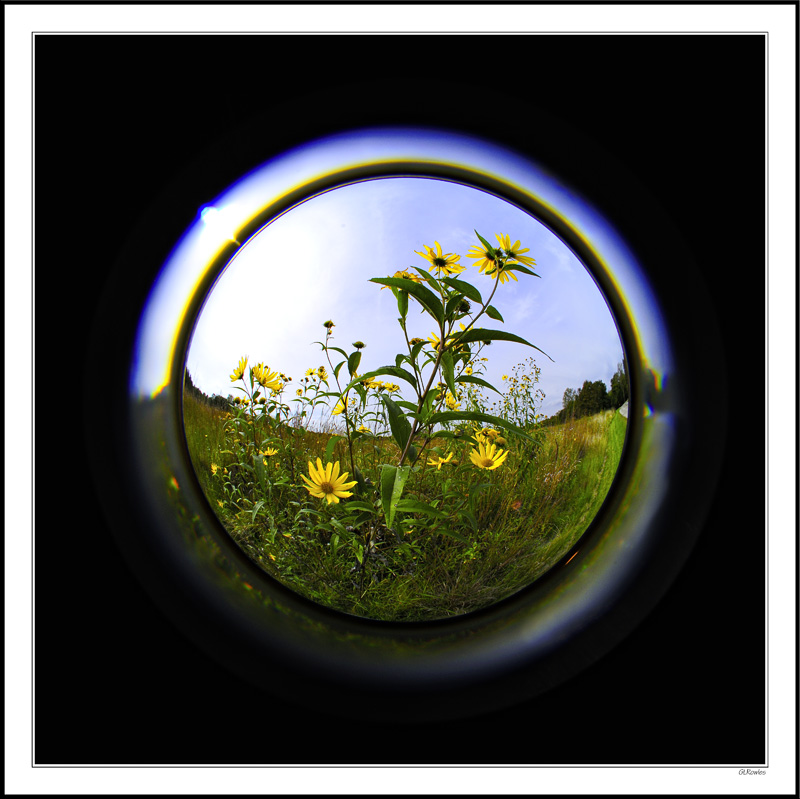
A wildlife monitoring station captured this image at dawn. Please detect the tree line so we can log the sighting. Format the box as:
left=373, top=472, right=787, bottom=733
left=543, top=360, right=629, bottom=426
left=183, top=369, right=232, bottom=412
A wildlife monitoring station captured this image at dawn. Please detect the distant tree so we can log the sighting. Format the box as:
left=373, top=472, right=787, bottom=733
left=608, top=360, right=629, bottom=408
left=573, top=379, right=609, bottom=417
left=546, top=361, right=627, bottom=426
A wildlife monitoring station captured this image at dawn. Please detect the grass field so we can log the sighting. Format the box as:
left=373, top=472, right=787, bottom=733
left=183, top=390, right=627, bottom=621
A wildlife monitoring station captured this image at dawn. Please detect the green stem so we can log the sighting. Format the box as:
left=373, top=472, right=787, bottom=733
left=397, top=263, right=503, bottom=467
left=324, top=334, right=357, bottom=477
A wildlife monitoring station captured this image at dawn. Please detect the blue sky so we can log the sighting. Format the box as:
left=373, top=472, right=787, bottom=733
left=186, top=177, right=624, bottom=420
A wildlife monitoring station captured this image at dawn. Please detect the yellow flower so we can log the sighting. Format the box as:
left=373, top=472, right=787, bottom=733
left=445, top=393, right=460, bottom=411
left=469, top=441, right=509, bottom=470
left=300, top=458, right=357, bottom=504
left=230, top=355, right=248, bottom=382
left=474, top=428, right=501, bottom=444
left=305, top=368, right=316, bottom=377
left=415, top=241, right=465, bottom=276
left=253, top=362, right=282, bottom=391
left=357, top=425, right=371, bottom=434
left=427, top=331, right=458, bottom=352
left=260, top=447, right=279, bottom=457
left=296, top=389, right=303, bottom=396
left=464, top=366, right=473, bottom=375
left=210, top=463, right=219, bottom=476
left=381, top=269, right=424, bottom=288
left=427, top=332, right=444, bottom=351
left=427, top=452, right=454, bottom=470
left=384, top=383, right=400, bottom=393
left=496, top=233, right=536, bottom=267
left=486, top=264, right=519, bottom=285
left=317, top=366, right=328, bottom=380
left=465, top=241, right=498, bottom=273
left=332, top=399, right=346, bottom=415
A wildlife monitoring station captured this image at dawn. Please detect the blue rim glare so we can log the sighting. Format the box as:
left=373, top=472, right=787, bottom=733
left=127, top=127, right=683, bottom=703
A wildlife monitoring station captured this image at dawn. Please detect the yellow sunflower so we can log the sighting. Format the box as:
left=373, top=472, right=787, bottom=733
left=253, top=362, right=282, bottom=391
left=230, top=355, right=248, bottom=382
left=427, top=452, right=454, bottom=470
left=469, top=441, right=509, bottom=471
left=486, top=264, right=519, bottom=285
left=496, top=233, right=536, bottom=267
left=300, top=458, right=357, bottom=504
left=465, top=241, right=499, bottom=273
left=415, top=241, right=465, bottom=276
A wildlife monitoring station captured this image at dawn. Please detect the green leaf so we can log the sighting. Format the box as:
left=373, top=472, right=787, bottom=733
left=455, top=328, right=553, bottom=361
left=380, top=464, right=411, bottom=529
left=333, top=360, right=346, bottom=380
left=439, top=277, right=483, bottom=304
left=370, top=277, right=444, bottom=325
left=396, top=288, right=409, bottom=318
left=469, top=482, right=493, bottom=513
left=455, top=374, right=501, bottom=394
left=380, top=394, right=412, bottom=452
left=330, top=516, right=348, bottom=533
left=251, top=500, right=266, bottom=523
left=327, top=345, right=350, bottom=359
left=485, top=304, right=504, bottom=322
left=394, top=499, right=448, bottom=519
left=505, top=264, right=540, bottom=277
left=437, top=528, right=469, bottom=544
left=324, top=435, right=341, bottom=465
left=343, top=500, right=376, bottom=514
left=426, top=410, right=534, bottom=442
left=343, top=365, right=417, bottom=393
left=348, top=351, right=362, bottom=377
left=410, top=266, right=440, bottom=292
left=427, top=430, right=458, bottom=442
left=456, top=508, right=479, bottom=533
left=441, top=350, right=457, bottom=400
left=410, top=339, right=426, bottom=362
left=353, top=466, right=368, bottom=495
left=474, top=230, right=497, bottom=258
left=444, top=292, right=465, bottom=320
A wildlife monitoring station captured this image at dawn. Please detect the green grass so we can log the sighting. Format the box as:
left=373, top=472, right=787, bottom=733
left=183, top=391, right=627, bottom=621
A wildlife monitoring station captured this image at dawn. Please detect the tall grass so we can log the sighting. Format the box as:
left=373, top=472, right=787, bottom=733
left=183, top=391, right=626, bottom=621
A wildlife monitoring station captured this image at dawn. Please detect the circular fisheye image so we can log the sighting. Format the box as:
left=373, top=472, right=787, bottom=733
left=183, top=177, right=629, bottom=621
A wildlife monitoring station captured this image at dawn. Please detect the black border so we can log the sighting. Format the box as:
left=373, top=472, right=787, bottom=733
left=36, top=23, right=776, bottom=763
